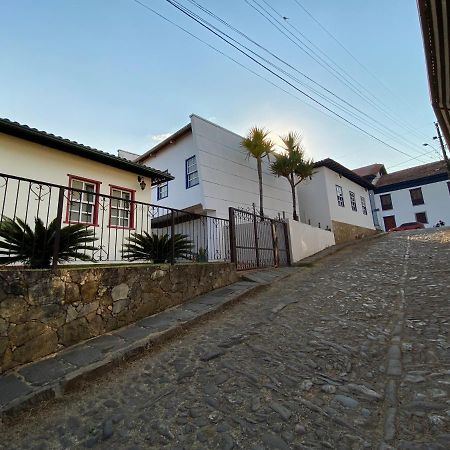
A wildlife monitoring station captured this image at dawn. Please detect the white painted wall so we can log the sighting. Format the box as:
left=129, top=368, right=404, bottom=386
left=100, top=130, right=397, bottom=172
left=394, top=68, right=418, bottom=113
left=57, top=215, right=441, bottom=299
left=323, top=167, right=375, bottom=230
left=287, top=219, right=335, bottom=262
left=0, top=133, right=155, bottom=263
left=0, top=133, right=152, bottom=203
left=374, top=180, right=450, bottom=230
left=191, top=115, right=292, bottom=219
left=297, top=166, right=374, bottom=231
left=297, top=168, right=331, bottom=229
left=145, top=132, right=204, bottom=213
left=141, top=115, right=292, bottom=220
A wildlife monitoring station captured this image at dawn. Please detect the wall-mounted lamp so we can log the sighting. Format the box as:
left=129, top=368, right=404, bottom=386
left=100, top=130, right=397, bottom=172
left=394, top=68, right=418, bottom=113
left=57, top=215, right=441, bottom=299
left=137, top=176, right=146, bottom=190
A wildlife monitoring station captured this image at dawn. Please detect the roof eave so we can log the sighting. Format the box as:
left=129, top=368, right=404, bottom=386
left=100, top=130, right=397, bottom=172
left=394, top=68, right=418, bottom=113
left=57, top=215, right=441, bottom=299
left=136, top=123, right=192, bottom=163
left=0, top=120, right=173, bottom=185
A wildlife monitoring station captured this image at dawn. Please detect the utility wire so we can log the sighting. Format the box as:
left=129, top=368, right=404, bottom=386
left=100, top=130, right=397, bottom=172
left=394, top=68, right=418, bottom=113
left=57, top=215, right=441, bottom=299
left=184, top=0, right=434, bottom=160
left=132, top=0, right=432, bottom=167
left=291, top=0, right=434, bottom=142
left=130, top=0, right=361, bottom=128
left=246, top=0, right=432, bottom=155
left=161, top=0, right=431, bottom=162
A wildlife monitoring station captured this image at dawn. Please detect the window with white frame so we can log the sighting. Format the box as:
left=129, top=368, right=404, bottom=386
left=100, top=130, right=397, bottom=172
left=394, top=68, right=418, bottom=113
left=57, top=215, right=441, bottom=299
left=157, top=182, right=168, bottom=200
left=349, top=191, right=357, bottom=211
left=336, top=185, right=345, bottom=207
left=68, top=177, right=99, bottom=225
left=361, top=196, right=368, bottom=215
left=186, top=156, right=199, bottom=188
left=110, top=187, right=134, bottom=228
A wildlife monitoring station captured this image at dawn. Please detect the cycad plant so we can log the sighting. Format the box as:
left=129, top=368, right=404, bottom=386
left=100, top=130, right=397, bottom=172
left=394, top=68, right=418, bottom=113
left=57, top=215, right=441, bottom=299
left=0, top=217, right=97, bottom=269
left=270, top=132, right=314, bottom=221
left=241, top=127, right=274, bottom=217
left=122, top=232, right=193, bottom=264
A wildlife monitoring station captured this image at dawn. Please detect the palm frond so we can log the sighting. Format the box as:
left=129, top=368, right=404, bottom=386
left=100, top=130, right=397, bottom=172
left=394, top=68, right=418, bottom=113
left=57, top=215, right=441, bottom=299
left=122, top=232, right=193, bottom=263
left=0, top=216, right=98, bottom=268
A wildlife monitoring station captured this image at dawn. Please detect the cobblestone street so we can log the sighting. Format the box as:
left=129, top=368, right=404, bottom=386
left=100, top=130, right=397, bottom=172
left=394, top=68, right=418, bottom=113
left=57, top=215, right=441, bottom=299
left=1, top=229, right=449, bottom=450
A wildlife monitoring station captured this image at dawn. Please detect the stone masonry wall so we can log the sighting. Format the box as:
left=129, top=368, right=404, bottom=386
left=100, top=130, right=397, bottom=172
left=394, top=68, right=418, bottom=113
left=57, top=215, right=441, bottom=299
left=0, top=262, right=238, bottom=373
left=332, top=220, right=379, bottom=244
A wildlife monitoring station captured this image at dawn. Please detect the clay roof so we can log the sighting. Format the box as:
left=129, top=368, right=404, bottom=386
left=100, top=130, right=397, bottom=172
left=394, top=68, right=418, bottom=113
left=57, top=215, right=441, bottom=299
left=353, top=163, right=386, bottom=178
left=376, top=160, right=448, bottom=187
left=0, top=118, right=173, bottom=185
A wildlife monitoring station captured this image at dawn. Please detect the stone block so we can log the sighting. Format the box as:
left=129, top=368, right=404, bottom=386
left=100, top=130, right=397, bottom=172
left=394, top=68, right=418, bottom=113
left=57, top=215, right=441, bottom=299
left=9, top=321, right=48, bottom=347
left=112, top=298, right=128, bottom=315
left=0, top=318, right=8, bottom=336
left=80, top=281, right=99, bottom=302
left=18, top=357, right=75, bottom=386
left=111, top=283, right=129, bottom=301
left=0, top=374, right=33, bottom=408
left=0, top=296, right=28, bottom=320
left=65, top=283, right=80, bottom=303
left=12, top=328, right=58, bottom=365
left=59, top=317, right=91, bottom=347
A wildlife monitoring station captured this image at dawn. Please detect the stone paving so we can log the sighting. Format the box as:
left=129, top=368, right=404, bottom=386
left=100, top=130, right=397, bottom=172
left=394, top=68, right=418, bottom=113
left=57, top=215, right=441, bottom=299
left=1, top=229, right=449, bottom=449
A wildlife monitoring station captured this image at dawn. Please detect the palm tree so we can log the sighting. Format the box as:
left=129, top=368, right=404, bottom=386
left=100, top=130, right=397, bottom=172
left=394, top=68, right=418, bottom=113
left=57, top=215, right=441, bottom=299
left=0, top=217, right=97, bottom=268
left=270, top=132, right=314, bottom=221
left=241, top=127, right=274, bottom=217
left=122, top=232, right=193, bottom=264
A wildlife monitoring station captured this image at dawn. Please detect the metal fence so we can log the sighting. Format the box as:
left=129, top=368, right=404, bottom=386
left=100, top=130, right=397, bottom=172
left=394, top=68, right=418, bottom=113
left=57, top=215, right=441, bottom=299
left=229, top=207, right=290, bottom=270
left=0, top=173, right=230, bottom=268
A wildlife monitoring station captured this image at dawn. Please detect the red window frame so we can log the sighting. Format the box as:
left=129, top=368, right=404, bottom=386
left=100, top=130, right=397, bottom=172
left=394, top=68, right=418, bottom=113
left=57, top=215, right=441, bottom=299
left=108, top=184, right=136, bottom=229
left=65, top=175, right=101, bottom=226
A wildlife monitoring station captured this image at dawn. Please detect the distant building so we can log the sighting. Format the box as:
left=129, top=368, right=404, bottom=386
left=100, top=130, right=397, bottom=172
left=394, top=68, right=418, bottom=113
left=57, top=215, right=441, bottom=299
left=371, top=160, right=450, bottom=231
left=297, top=158, right=376, bottom=243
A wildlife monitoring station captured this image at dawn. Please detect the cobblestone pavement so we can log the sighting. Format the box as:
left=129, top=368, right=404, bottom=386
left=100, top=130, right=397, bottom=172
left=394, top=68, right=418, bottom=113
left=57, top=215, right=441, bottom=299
left=1, top=229, right=449, bottom=450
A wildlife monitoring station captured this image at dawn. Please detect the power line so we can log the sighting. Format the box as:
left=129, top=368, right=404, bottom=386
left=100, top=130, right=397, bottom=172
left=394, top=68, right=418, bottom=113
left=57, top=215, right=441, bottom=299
left=132, top=0, right=432, bottom=167
left=291, top=0, right=434, bottom=142
left=183, top=0, right=432, bottom=155
left=130, top=0, right=361, bottom=128
left=161, top=0, right=432, bottom=162
left=246, top=0, right=433, bottom=155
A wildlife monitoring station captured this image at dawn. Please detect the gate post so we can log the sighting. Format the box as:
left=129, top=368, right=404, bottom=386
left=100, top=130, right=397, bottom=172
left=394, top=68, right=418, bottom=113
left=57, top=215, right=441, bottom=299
left=253, top=211, right=260, bottom=268
left=271, top=220, right=279, bottom=267
left=283, top=221, right=292, bottom=266
left=52, top=187, right=65, bottom=270
left=228, top=207, right=237, bottom=264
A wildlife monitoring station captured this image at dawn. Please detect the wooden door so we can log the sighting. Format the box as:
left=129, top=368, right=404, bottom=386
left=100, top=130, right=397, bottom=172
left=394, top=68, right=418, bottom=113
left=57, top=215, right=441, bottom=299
left=383, top=215, right=396, bottom=231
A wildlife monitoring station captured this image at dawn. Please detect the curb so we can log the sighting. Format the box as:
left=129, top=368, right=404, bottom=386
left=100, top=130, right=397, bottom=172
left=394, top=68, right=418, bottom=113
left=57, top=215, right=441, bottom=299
left=0, top=269, right=296, bottom=421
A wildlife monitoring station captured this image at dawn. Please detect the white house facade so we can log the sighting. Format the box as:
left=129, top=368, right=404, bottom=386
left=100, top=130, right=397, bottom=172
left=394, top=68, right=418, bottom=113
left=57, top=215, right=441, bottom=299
left=137, top=114, right=293, bottom=220
left=0, top=118, right=172, bottom=263
left=372, top=161, right=450, bottom=231
left=297, top=159, right=376, bottom=243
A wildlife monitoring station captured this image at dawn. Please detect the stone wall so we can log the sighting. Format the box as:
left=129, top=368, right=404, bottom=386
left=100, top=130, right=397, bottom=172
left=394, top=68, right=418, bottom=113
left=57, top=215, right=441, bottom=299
left=0, top=262, right=238, bottom=373
left=332, top=220, right=379, bottom=244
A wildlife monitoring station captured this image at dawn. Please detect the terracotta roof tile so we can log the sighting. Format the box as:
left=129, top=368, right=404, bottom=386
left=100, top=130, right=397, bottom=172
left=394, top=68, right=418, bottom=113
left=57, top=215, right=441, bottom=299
left=376, top=160, right=447, bottom=187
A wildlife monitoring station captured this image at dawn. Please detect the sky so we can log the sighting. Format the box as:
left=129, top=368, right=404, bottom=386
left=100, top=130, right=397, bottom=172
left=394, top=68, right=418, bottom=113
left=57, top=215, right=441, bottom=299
left=0, top=0, right=441, bottom=172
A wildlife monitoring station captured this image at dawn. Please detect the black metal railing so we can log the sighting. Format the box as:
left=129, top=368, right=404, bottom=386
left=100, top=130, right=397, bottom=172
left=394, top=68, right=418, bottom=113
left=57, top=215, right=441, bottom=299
left=229, top=207, right=290, bottom=270
left=0, top=173, right=230, bottom=268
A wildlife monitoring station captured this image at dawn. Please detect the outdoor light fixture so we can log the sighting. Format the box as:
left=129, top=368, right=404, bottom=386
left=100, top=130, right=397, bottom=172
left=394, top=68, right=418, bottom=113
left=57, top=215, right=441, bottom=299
left=137, top=176, right=146, bottom=190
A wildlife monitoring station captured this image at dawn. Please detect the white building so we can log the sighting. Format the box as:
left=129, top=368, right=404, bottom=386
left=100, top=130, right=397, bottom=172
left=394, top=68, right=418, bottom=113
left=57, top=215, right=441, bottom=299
left=136, top=114, right=293, bottom=220
left=0, top=118, right=172, bottom=263
left=371, top=160, right=450, bottom=230
left=297, top=159, right=376, bottom=243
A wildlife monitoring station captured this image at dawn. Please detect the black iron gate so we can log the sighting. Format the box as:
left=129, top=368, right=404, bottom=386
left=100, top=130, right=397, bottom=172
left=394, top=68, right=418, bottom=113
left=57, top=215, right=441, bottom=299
left=228, top=207, right=291, bottom=270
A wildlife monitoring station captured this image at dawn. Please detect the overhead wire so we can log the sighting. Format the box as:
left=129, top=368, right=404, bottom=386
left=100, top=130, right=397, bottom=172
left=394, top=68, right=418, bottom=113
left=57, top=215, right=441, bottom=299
left=246, top=0, right=434, bottom=156
left=291, top=0, right=436, bottom=143
left=132, top=0, right=433, bottom=166
left=184, top=0, right=435, bottom=161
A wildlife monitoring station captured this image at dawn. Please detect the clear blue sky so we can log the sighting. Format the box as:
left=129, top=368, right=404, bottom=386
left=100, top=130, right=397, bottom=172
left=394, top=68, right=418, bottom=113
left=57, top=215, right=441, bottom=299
left=0, top=0, right=440, bottom=171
